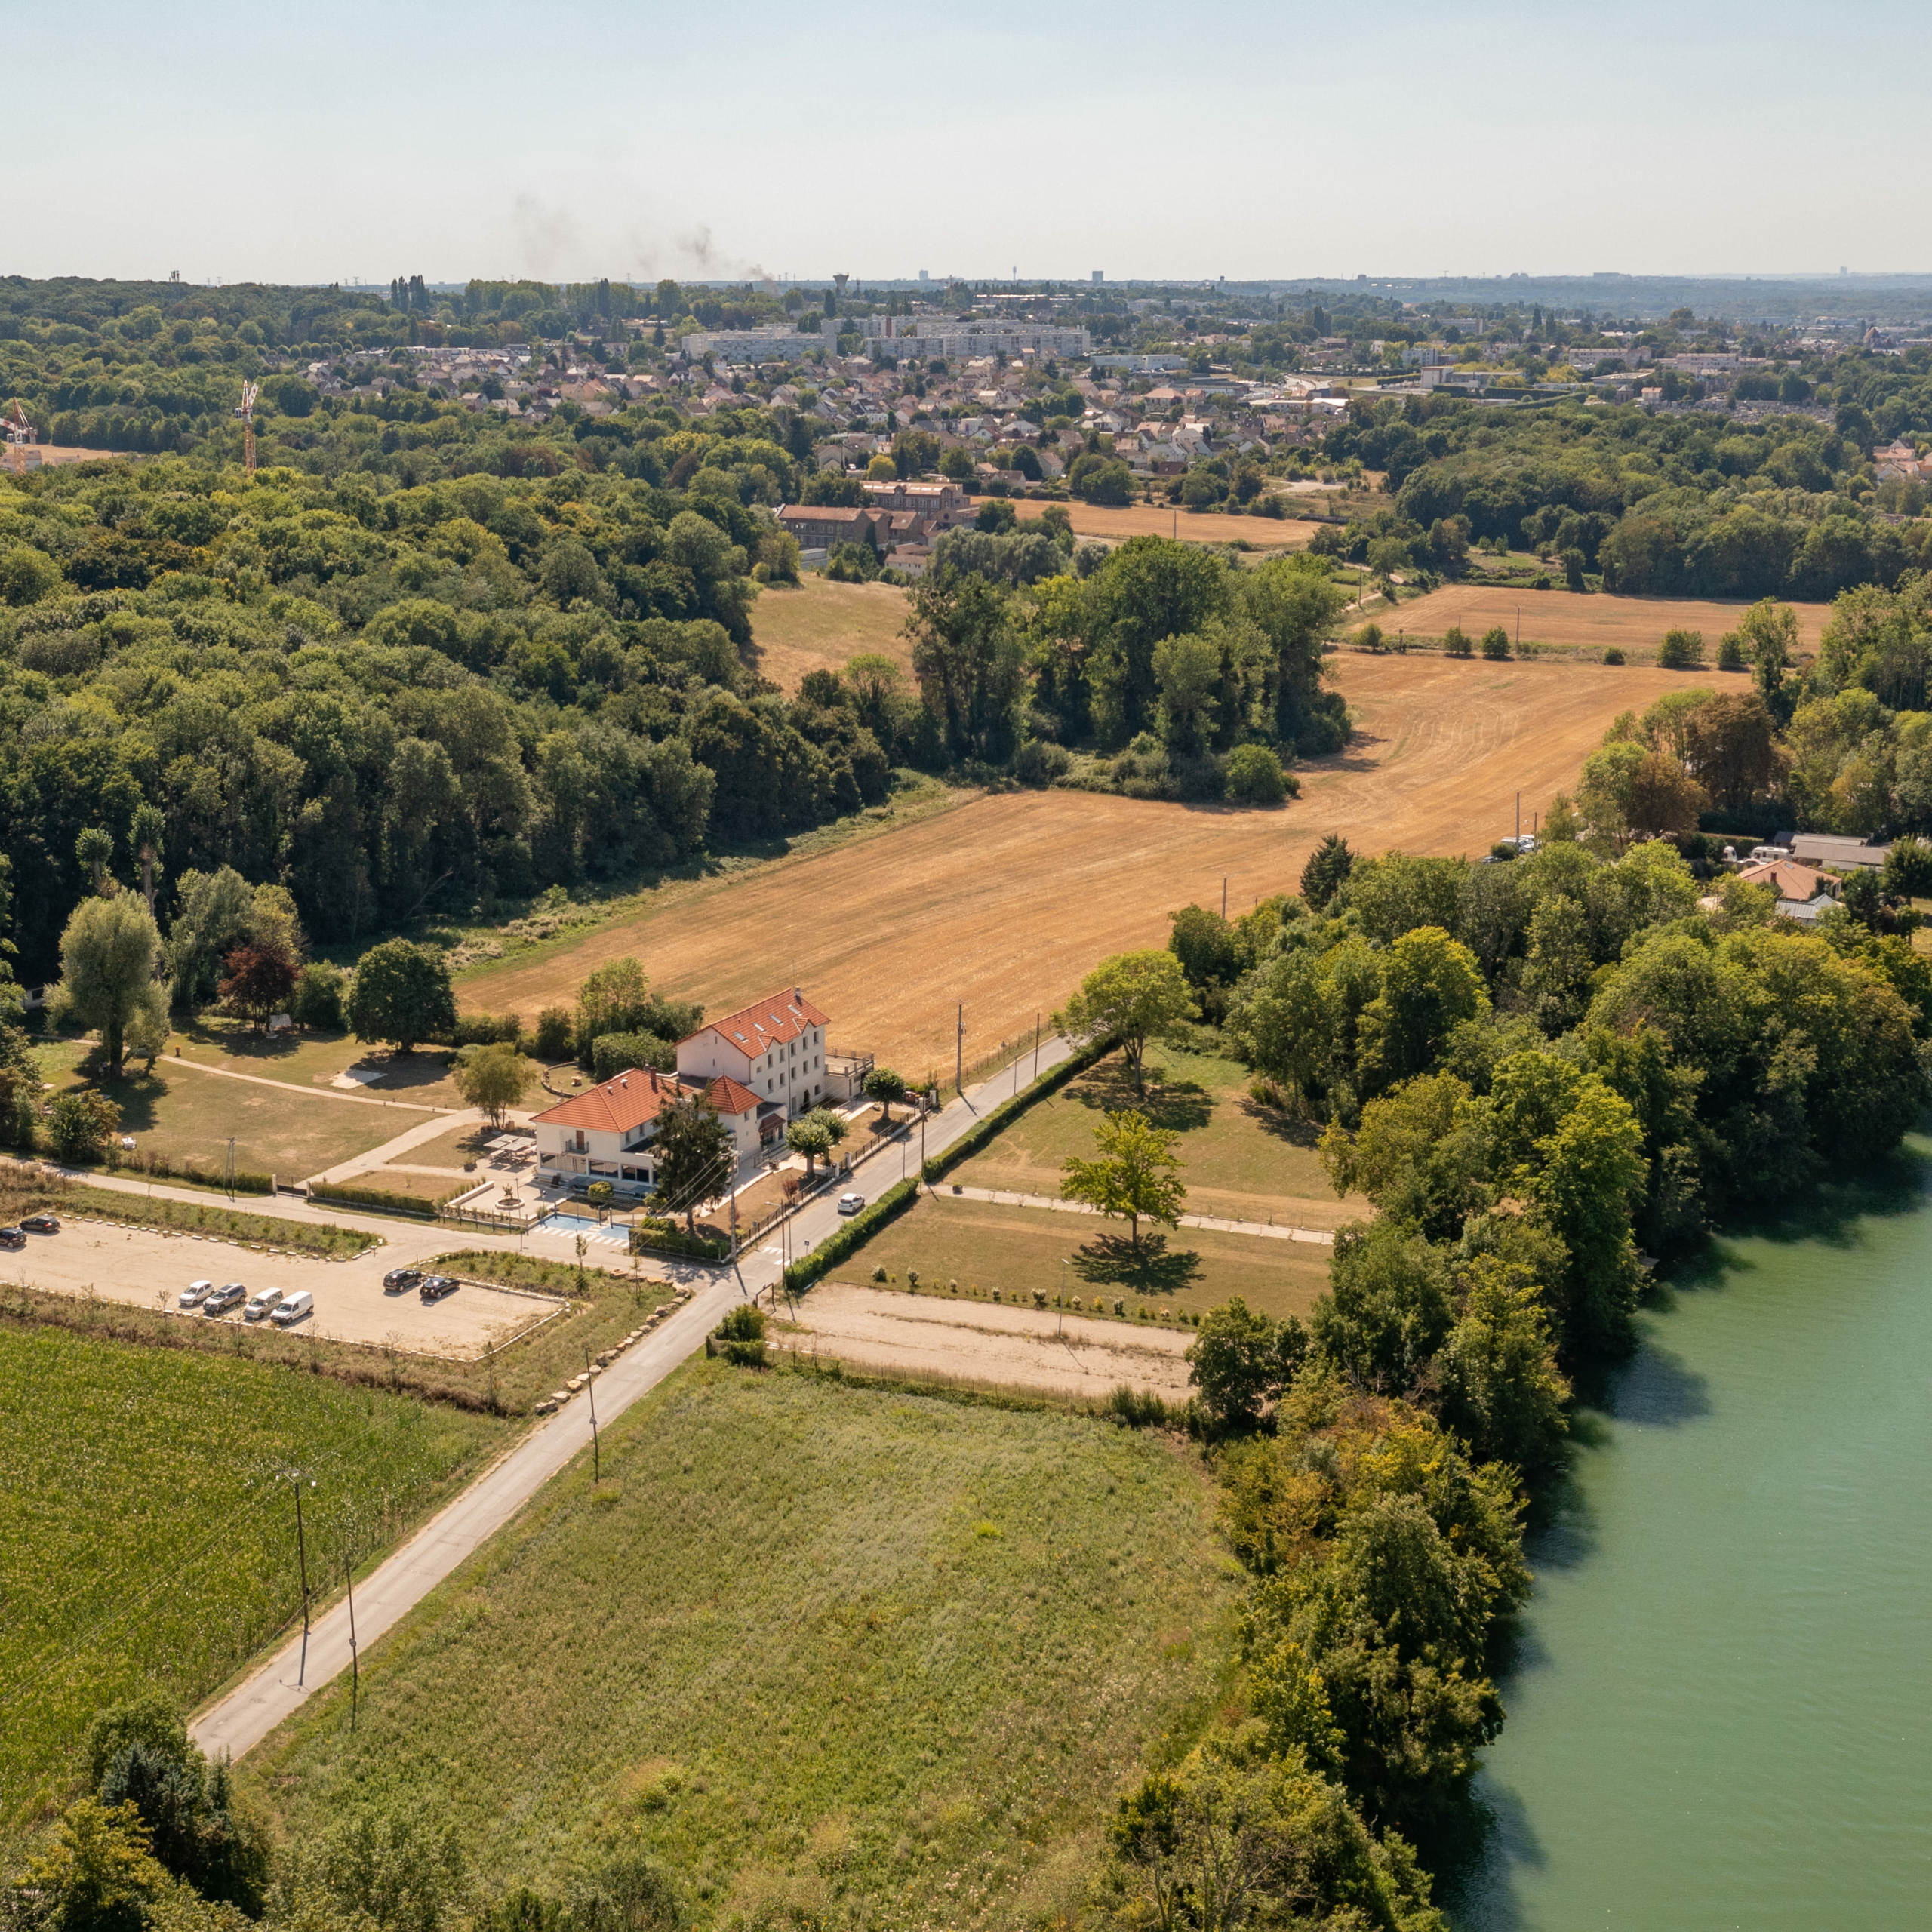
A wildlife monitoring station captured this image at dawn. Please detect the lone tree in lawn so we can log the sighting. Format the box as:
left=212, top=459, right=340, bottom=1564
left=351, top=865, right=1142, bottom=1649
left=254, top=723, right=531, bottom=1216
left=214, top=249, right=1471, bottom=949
left=50, top=894, right=169, bottom=1081
left=347, top=939, right=456, bottom=1054
left=1054, top=949, right=1195, bottom=1097
left=217, top=940, right=299, bottom=1027
left=1060, top=1109, right=1187, bottom=1253
left=654, top=1092, right=735, bottom=1232
left=863, top=1066, right=909, bottom=1123
left=786, top=1106, right=848, bottom=1178
left=454, top=1042, right=535, bottom=1130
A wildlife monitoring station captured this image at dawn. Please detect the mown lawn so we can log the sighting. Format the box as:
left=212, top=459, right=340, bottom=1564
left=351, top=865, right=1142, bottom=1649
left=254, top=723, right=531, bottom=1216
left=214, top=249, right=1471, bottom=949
left=849, top=1193, right=1331, bottom=1323
left=0, top=1324, right=507, bottom=1830
left=245, top=1361, right=1238, bottom=1932
left=951, top=1044, right=1368, bottom=1232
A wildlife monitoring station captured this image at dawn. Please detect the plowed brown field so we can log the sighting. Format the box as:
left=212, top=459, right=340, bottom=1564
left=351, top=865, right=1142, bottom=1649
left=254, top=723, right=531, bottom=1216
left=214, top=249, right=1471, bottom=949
left=460, top=653, right=1689, bottom=1075
left=1382, top=585, right=1832, bottom=654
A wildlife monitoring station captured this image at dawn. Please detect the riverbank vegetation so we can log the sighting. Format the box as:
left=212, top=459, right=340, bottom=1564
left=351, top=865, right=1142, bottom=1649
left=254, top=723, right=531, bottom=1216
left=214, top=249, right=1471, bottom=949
left=1124, top=821, right=1930, bottom=1910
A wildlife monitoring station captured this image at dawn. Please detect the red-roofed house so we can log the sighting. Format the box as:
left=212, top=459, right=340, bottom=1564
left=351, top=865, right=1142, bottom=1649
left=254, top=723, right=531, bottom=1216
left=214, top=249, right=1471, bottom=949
left=678, top=986, right=832, bottom=1123
left=532, top=1066, right=763, bottom=1196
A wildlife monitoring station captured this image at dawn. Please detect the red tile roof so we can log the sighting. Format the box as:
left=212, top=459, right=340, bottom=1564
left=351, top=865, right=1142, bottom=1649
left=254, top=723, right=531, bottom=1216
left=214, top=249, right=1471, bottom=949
left=705, top=1075, right=762, bottom=1116
left=533, top=1067, right=681, bottom=1134
left=692, top=988, right=829, bottom=1056
left=534, top=1068, right=764, bottom=1131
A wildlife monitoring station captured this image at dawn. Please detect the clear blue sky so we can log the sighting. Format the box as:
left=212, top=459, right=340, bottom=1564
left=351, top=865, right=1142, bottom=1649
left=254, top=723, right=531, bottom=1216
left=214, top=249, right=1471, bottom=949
left=8, top=0, right=1922, bottom=285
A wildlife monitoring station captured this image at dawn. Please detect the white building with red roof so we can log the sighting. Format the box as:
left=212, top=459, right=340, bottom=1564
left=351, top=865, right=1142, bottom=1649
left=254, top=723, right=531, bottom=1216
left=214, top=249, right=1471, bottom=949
left=531, top=1065, right=763, bottom=1197
left=677, top=986, right=832, bottom=1119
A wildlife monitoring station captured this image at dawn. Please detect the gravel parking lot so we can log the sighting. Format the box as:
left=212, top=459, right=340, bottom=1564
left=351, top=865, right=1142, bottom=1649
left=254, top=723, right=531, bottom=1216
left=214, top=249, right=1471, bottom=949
left=11, top=1217, right=566, bottom=1359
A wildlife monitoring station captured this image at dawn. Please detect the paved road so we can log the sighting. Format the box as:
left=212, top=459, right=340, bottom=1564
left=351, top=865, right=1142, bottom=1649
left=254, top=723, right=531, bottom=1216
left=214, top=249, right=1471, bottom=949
left=186, top=1034, right=1072, bottom=1762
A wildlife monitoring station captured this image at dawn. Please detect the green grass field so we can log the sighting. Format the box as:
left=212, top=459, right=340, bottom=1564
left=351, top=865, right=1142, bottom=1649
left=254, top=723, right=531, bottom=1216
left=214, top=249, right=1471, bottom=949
left=952, top=1044, right=1367, bottom=1232
left=848, top=1193, right=1331, bottom=1322
left=243, top=1361, right=1236, bottom=1930
left=0, top=1324, right=508, bottom=1829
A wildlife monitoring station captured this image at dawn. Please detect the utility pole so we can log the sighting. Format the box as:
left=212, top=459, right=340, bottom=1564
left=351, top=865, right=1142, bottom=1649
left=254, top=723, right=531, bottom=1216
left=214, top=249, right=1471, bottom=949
left=1516, top=791, right=1521, bottom=846
left=1032, top=1012, right=1040, bottom=1082
left=585, top=1346, right=600, bottom=1484
left=956, top=1002, right=964, bottom=1097
left=345, top=1552, right=359, bottom=1732
left=1222, top=876, right=1227, bottom=918
left=291, top=1472, right=312, bottom=1687
left=226, top=1137, right=235, bottom=1201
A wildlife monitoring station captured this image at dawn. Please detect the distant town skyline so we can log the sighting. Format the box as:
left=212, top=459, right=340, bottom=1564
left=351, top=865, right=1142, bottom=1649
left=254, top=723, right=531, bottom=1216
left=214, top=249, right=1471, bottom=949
left=11, top=0, right=1921, bottom=286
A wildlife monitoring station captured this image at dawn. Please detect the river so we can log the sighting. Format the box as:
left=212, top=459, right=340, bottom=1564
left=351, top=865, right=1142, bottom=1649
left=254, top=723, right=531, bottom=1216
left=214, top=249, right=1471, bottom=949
left=1455, top=1137, right=1932, bottom=1928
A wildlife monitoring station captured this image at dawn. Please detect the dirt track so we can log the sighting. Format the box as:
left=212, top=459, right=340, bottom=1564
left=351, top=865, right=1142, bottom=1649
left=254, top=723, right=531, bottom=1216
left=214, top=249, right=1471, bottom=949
left=462, top=652, right=1689, bottom=1075
left=780, top=1281, right=1195, bottom=1401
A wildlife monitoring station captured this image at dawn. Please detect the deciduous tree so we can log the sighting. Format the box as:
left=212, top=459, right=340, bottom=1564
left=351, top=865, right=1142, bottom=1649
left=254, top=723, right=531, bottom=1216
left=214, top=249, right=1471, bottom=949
left=1056, top=949, right=1195, bottom=1097
left=1060, top=1107, right=1187, bottom=1250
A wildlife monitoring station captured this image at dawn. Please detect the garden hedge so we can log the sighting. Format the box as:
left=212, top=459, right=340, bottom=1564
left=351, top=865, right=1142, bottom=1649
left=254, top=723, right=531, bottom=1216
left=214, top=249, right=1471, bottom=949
left=308, top=1181, right=444, bottom=1220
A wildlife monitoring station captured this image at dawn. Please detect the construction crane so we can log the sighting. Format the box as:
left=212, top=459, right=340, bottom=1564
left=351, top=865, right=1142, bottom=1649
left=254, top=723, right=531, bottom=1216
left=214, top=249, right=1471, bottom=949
left=235, top=380, right=260, bottom=477
left=4, top=400, right=35, bottom=476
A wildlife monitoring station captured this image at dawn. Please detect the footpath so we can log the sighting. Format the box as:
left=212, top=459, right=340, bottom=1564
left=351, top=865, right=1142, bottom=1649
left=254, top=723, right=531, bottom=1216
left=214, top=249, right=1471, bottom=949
left=186, top=1033, right=1073, bottom=1763
left=940, top=1184, right=1336, bottom=1244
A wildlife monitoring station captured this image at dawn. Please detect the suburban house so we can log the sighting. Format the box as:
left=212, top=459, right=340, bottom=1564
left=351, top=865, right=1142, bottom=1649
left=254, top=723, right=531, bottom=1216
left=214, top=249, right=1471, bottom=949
left=677, top=988, right=833, bottom=1135
left=531, top=1066, right=762, bottom=1196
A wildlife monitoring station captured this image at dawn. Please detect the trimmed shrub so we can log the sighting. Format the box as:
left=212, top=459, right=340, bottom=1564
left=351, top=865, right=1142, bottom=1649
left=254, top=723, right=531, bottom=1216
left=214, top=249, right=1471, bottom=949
left=1718, top=631, right=1747, bottom=672
left=1604, top=647, right=1626, bottom=665
left=1480, top=625, right=1511, bottom=660
left=1443, top=625, right=1472, bottom=658
left=1657, top=628, right=1704, bottom=669
left=309, top=1181, right=445, bottom=1218
left=1224, top=743, right=1291, bottom=805
left=631, top=1219, right=730, bottom=1260
left=1106, top=1386, right=1171, bottom=1429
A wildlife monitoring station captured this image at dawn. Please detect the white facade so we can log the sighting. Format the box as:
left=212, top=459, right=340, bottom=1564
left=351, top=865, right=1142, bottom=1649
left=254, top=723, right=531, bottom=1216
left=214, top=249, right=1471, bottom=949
left=677, top=987, right=832, bottom=1118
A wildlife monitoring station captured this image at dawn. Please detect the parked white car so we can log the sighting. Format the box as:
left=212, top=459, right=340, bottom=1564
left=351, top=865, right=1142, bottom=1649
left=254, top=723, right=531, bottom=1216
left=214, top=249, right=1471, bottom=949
left=180, top=1280, right=214, bottom=1308
left=242, top=1287, right=284, bottom=1322
left=270, top=1290, right=314, bottom=1327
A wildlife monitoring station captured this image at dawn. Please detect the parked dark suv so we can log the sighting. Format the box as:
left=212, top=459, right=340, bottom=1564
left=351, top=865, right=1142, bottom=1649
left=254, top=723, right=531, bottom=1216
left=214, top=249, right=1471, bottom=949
left=418, top=1274, right=459, bottom=1303
left=0, top=1227, right=23, bottom=1251
left=383, top=1267, right=423, bottom=1295
left=20, top=1212, right=60, bottom=1234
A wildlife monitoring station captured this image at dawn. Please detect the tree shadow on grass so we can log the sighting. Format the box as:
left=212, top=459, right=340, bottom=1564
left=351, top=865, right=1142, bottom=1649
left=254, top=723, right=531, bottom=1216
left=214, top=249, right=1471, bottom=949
left=1071, top=1232, right=1204, bottom=1294
left=1238, top=1097, right=1324, bottom=1149
left=1065, top=1060, right=1214, bottom=1133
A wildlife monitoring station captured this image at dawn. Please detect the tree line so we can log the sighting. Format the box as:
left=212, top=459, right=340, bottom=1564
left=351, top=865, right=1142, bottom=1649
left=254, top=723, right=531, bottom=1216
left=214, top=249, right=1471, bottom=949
left=1087, top=820, right=1932, bottom=1926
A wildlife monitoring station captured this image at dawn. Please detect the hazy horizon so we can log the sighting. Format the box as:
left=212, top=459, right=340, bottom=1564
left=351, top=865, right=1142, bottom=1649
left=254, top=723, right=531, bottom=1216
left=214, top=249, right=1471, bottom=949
left=11, top=0, right=1921, bottom=288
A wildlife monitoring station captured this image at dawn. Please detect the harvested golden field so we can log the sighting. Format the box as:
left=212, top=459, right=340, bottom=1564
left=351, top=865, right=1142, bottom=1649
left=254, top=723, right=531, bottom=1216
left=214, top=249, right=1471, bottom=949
left=1381, top=585, right=1832, bottom=655
left=459, top=652, right=1686, bottom=1077
left=746, top=577, right=912, bottom=691
left=1015, top=499, right=1319, bottom=547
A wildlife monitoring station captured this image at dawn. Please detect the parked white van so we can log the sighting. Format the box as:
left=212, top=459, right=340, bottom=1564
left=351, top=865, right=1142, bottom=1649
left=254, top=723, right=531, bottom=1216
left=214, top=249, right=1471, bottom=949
left=270, top=1290, right=314, bottom=1327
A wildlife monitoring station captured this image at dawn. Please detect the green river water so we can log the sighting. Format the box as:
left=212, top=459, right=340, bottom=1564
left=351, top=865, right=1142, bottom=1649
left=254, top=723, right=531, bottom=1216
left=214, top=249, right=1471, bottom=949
left=1455, top=1136, right=1932, bottom=1929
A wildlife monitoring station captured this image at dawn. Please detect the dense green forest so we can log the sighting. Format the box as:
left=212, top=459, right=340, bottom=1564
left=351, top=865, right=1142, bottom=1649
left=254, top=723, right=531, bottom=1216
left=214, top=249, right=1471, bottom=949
left=1326, top=381, right=1932, bottom=604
